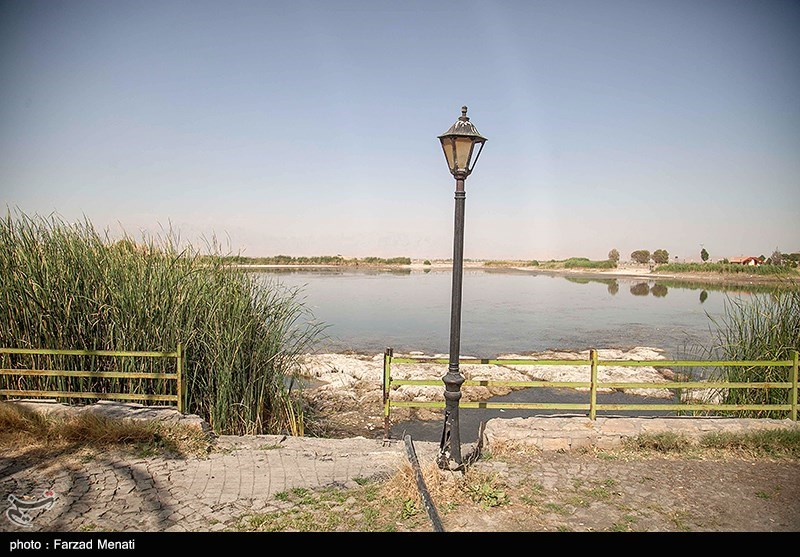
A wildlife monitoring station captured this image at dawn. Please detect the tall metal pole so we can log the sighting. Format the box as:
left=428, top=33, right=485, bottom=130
left=441, top=176, right=466, bottom=467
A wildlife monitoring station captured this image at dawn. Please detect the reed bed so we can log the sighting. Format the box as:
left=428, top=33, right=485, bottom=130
left=705, top=288, right=800, bottom=418
left=0, top=210, right=323, bottom=435
left=656, top=262, right=796, bottom=276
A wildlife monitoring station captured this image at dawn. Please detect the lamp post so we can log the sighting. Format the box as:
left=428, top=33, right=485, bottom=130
left=437, top=106, right=487, bottom=468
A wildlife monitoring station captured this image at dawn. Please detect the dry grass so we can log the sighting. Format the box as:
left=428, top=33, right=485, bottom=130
left=382, top=461, right=463, bottom=505
left=482, top=439, right=543, bottom=459
left=381, top=457, right=511, bottom=515
left=0, top=402, right=211, bottom=457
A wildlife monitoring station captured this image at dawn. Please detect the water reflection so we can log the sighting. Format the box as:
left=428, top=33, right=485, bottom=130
left=630, top=282, right=650, bottom=296
left=651, top=284, right=668, bottom=298
left=557, top=273, right=787, bottom=298
left=242, top=267, right=412, bottom=277
left=252, top=268, right=787, bottom=357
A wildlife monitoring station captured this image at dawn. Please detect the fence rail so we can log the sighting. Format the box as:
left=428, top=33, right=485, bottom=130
left=382, top=348, right=799, bottom=437
left=0, top=345, right=184, bottom=412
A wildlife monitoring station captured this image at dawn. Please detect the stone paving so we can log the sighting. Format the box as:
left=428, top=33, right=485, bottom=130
left=1, top=415, right=798, bottom=532
left=0, top=435, right=435, bottom=532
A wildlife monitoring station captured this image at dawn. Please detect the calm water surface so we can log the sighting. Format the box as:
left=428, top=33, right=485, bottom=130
left=257, top=268, right=765, bottom=358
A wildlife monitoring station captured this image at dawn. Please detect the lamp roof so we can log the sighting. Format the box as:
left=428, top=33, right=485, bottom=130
left=438, top=106, right=487, bottom=141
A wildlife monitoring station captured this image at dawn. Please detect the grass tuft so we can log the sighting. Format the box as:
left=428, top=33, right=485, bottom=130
left=699, top=429, right=800, bottom=458
left=623, top=432, right=691, bottom=453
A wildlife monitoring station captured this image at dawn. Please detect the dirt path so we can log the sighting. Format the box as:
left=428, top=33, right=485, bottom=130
left=458, top=450, right=800, bottom=532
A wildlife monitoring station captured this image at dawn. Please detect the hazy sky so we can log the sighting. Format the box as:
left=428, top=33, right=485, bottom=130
left=1, top=0, right=798, bottom=261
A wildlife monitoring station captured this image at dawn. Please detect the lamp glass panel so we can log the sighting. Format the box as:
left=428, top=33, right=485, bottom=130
left=468, top=141, right=485, bottom=172
left=440, top=138, right=456, bottom=173
left=454, top=137, right=474, bottom=172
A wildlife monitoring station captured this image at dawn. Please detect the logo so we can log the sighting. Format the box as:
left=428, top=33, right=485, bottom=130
left=5, top=490, right=58, bottom=527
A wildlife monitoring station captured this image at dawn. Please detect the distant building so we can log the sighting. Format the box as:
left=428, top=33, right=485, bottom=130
left=729, top=256, right=762, bottom=266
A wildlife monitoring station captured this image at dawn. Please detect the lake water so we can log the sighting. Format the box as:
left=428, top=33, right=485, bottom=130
left=256, top=268, right=766, bottom=359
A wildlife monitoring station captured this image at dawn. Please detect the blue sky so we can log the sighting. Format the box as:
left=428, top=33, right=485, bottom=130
left=1, top=0, right=798, bottom=261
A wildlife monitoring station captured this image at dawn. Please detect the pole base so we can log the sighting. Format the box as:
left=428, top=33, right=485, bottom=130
left=437, top=420, right=486, bottom=471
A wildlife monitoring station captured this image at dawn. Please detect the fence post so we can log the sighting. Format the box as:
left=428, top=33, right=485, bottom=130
left=383, top=347, right=393, bottom=439
left=792, top=350, right=798, bottom=422
left=176, top=343, right=184, bottom=414
left=590, top=349, right=598, bottom=420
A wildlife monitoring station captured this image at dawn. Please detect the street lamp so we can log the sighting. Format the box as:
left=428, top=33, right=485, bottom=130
left=437, top=106, right=487, bottom=469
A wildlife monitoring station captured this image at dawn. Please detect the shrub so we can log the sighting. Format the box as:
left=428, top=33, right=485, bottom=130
left=563, top=258, right=615, bottom=269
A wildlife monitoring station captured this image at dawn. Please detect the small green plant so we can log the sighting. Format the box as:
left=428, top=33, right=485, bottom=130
left=609, top=515, right=637, bottom=532
left=543, top=502, right=569, bottom=515
left=274, top=491, right=290, bottom=502
left=586, top=486, right=612, bottom=500
left=363, top=508, right=379, bottom=523
left=401, top=499, right=419, bottom=519
left=527, top=481, right=544, bottom=495
left=465, top=476, right=509, bottom=508
left=755, top=491, right=771, bottom=500
left=669, top=510, right=692, bottom=532
left=245, top=513, right=273, bottom=530
left=363, top=484, right=379, bottom=502
left=566, top=495, right=590, bottom=508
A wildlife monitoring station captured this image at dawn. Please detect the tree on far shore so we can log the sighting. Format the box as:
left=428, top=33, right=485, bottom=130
left=608, top=248, right=620, bottom=264
left=630, top=250, right=650, bottom=264
left=700, top=248, right=709, bottom=262
left=652, top=249, right=669, bottom=265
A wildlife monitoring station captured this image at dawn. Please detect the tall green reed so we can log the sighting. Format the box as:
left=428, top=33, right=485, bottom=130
left=0, top=209, right=324, bottom=435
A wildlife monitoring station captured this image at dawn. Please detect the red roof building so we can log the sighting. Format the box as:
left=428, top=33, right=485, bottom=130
left=729, top=256, right=762, bottom=266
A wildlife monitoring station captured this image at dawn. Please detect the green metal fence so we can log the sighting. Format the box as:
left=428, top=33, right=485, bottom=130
left=0, top=345, right=184, bottom=412
left=382, top=348, right=799, bottom=437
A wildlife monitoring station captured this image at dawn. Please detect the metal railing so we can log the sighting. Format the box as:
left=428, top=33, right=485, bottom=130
left=382, top=348, right=799, bottom=437
left=0, top=345, right=184, bottom=412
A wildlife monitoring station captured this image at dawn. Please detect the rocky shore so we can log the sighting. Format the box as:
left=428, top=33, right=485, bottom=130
left=297, top=347, right=710, bottom=437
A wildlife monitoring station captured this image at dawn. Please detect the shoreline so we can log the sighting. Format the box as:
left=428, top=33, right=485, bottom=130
left=235, top=262, right=799, bottom=288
